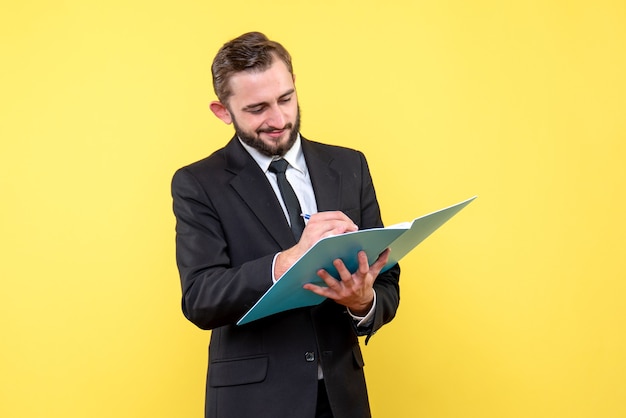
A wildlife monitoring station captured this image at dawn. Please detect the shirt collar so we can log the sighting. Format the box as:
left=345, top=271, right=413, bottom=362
left=238, top=134, right=305, bottom=174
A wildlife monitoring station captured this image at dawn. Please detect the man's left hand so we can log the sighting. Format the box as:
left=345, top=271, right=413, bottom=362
left=303, top=248, right=391, bottom=316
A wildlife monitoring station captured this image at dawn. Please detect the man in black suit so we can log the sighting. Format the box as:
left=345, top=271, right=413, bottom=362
left=172, top=32, right=400, bottom=418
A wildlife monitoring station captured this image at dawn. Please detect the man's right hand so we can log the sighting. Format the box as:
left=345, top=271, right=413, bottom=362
left=274, top=211, right=358, bottom=279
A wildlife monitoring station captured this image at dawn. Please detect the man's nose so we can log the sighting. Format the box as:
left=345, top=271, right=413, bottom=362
left=266, top=105, right=286, bottom=128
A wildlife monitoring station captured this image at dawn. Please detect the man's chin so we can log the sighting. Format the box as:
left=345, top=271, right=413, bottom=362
left=240, top=130, right=297, bottom=157
left=258, top=132, right=287, bottom=145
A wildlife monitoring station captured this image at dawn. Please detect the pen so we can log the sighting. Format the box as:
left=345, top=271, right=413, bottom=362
left=300, top=213, right=311, bottom=221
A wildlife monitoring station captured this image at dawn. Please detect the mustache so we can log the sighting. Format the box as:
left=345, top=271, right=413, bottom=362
left=256, top=123, right=293, bottom=134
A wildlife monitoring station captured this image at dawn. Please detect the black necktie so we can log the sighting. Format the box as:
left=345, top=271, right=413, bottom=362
left=269, top=159, right=306, bottom=241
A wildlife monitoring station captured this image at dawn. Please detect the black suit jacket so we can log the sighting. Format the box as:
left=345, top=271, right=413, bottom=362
left=172, top=136, right=400, bottom=418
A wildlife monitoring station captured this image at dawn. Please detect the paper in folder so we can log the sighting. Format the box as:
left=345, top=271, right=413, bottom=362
left=237, top=196, right=476, bottom=325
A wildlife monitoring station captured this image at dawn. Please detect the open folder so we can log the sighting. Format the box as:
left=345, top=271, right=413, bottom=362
left=237, top=196, right=476, bottom=325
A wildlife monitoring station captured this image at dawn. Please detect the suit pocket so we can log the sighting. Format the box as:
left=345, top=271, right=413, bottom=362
left=208, top=355, right=268, bottom=387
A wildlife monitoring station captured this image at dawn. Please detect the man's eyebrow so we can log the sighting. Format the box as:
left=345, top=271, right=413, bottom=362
left=241, top=89, right=295, bottom=111
left=241, top=101, right=267, bottom=112
left=278, top=89, right=295, bottom=99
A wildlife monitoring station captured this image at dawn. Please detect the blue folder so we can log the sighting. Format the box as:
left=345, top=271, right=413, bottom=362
left=237, top=196, right=476, bottom=325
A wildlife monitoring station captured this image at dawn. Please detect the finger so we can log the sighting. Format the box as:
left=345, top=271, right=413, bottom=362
left=332, top=258, right=353, bottom=282
left=303, top=269, right=342, bottom=297
left=369, top=248, right=391, bottom=277
left=357, top=251, right=371, bottom=276
left=308, top=212, right=358, bottom=234
left=306, top=221, right=357, bottom=242
left=315, top=268, right=342, bottom=290
left=300, top=220, right=357, bottom=251
left=322, top=222, right=358, bottom=237
left=303, top=282, right=333, bottom=298
left=310, top=210, right=355, bottom=223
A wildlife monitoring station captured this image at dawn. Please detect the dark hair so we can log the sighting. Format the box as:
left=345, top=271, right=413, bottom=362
left=211, top=32, right=293, bottom=103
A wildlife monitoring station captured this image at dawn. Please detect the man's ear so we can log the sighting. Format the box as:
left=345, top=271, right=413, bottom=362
left=209, top=101, right=232, bottom=124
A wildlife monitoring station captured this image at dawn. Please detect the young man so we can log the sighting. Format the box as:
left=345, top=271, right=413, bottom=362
left=172, top=32, right=400, bottom=418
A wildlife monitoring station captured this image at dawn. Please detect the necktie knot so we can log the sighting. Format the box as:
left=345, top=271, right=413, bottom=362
left=269, top=158, right=289, bottom=174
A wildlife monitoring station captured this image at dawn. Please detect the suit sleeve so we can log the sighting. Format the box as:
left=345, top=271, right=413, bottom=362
left=354, top=151, right=401, bottom=343
left=171, top=168, right=274, bottom=330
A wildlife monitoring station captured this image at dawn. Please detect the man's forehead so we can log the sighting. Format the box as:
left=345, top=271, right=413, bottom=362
left=227, top=60, right=294, bottom=102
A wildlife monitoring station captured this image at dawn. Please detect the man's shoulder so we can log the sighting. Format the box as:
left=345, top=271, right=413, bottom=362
left=178, top=149, right=224, bottom=172
left=174, top=137, right=241, bottom=175
left=302, top=136, right=365, bottom=159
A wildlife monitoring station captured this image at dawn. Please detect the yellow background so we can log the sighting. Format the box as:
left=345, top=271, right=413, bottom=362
left=2, top=1, right=625, bottom=417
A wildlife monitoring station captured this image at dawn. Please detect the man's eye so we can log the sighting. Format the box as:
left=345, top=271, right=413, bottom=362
left=279, top=97, right=292, bottom=104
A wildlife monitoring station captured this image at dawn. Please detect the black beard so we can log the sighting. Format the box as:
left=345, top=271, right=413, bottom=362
left=234, top=106, right=301, bottom=157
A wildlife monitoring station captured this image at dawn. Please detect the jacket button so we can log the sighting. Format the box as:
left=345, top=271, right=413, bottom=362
left=305, top=352, right=315, bottom=362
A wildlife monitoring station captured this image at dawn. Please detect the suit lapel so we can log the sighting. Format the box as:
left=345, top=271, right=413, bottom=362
left=222, top=136, right=343, bottom=248
left=223, top=137, right=296, bottom=248
left=301, top=138, right=342, bottom=212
